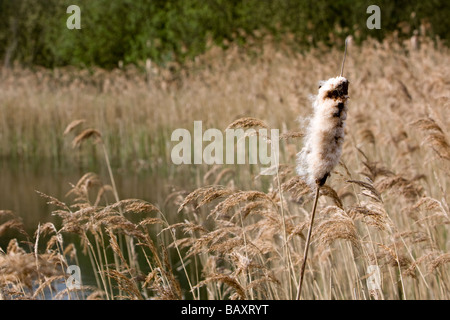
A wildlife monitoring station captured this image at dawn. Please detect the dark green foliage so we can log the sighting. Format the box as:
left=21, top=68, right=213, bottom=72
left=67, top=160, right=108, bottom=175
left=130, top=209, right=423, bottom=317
left=0, top=0, right=448, bottom=69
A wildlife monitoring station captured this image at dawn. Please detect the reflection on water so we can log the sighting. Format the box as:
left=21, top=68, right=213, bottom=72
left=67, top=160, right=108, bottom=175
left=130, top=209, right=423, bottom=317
left=0, top=160, right=192, bottom=233
left=0, top=157, right=259, bottom=299
left=0, top=158, right=201, bottom=298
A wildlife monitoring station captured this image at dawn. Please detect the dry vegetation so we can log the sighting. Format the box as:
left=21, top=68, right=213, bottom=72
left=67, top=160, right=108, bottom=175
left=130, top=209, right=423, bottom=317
left=0, top=33, right=449, bottom=300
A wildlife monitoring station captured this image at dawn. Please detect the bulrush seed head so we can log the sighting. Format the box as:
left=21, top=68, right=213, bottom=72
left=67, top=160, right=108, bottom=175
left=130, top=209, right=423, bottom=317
left=297, top=76, right=349, bottom=188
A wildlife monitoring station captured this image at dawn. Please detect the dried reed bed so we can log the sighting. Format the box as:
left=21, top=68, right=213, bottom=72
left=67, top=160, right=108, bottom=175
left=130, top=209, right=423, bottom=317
left=0, top=33, right=446, bottom=170
left=1, top=33, right=449, bottom=299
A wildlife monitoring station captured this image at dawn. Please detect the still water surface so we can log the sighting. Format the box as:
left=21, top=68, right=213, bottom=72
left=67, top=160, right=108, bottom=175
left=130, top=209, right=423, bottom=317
left=0, top=160, right=178, bottom=232
left=0, top=159, right=198, bottom=297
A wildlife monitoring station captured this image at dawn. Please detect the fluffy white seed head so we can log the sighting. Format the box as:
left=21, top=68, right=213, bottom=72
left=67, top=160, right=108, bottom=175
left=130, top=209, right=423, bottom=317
left=297, top=76, right=349, bottom=188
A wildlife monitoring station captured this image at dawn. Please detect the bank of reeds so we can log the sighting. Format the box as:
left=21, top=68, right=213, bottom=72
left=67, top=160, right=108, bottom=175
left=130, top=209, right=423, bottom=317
left=0, top=34, right=449, bottom=299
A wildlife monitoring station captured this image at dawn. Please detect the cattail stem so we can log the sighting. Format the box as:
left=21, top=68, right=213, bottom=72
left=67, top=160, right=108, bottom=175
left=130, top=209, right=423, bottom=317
left=296, top=183, right=320, bottom=300
left=340, top=37, right=348, bottom=77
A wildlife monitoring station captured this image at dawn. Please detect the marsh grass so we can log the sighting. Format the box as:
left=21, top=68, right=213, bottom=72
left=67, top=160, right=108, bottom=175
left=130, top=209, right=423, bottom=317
left=0, top=33, right=449, bottom=299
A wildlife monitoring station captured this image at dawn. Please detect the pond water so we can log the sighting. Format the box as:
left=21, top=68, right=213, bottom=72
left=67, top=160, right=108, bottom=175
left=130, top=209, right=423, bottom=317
left=0, top=155, right=267, bottom=299
left=0, top=160, right=177, bottom=233
left=0, top=158, right=199, bottom=297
